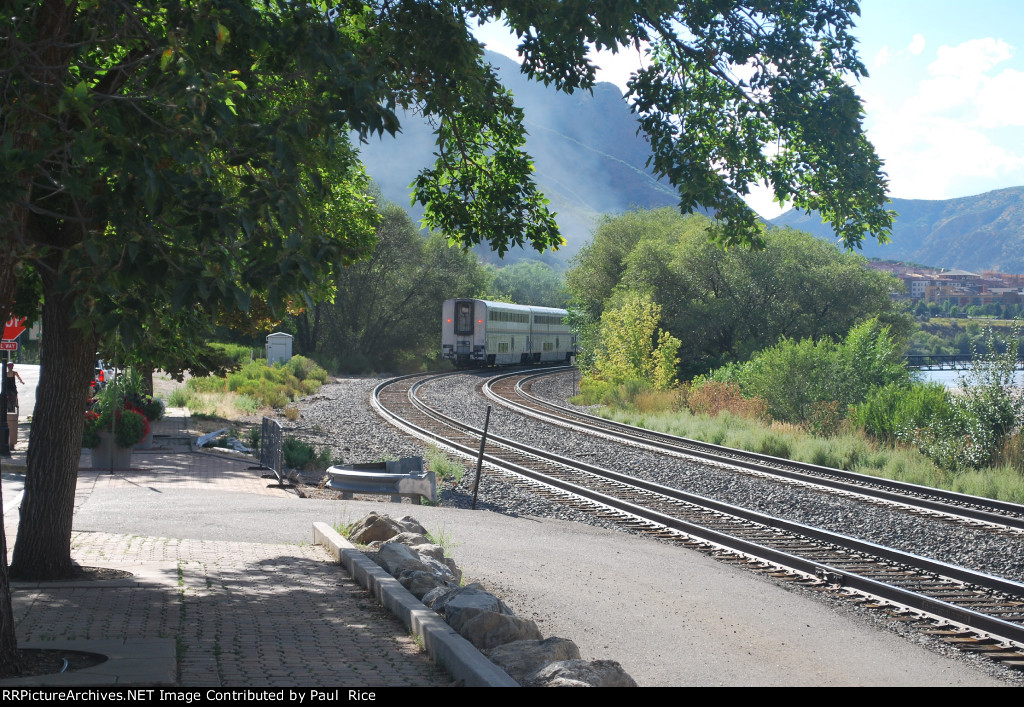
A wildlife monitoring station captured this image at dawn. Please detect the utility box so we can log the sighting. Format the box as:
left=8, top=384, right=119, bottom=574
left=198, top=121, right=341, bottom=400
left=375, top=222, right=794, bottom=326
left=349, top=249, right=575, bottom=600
left=266, top=332, right=293, bottom=365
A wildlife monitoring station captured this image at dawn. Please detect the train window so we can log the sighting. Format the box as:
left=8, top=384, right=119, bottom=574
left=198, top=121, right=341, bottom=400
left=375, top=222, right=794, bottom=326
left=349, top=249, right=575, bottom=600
left=534, top=314, right=564, bottom=325
left=455, top=302, right=474, bottom=335
left=498, top=342, right=509, bottom=352
left=511, top=337, right=515, bottom=350
left=543, top=342, right=553, bottom=351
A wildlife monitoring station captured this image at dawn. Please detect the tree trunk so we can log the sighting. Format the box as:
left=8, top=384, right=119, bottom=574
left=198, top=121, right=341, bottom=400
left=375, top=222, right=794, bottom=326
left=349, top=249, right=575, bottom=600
left=9, top=271, right=95, bottom=581
left=0, top=241, right=22, bottom=671
left=139, top=364, right=155, bottom=397
left=0, top=446, right=21, bottom=676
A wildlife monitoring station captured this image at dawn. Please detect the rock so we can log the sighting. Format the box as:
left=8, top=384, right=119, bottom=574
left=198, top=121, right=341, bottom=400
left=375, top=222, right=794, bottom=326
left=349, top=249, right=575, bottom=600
left=527, top=659, right=638, bottom=688
left=440, top=587, right=513, bottom=629
left=484, top=638, right=581, bottom=685
left=348, top=512, right=406, bottom=544
left=421, top=585, right=456, bottom=609
left=441, top=556, right=461, bottom=583
left=394, top=515, right=429, bottom=536
left=398, top=571, right=454, bottom=599
left=457, top=611, right=542, bottom=650
left=377, top=542, right=430, bottom=576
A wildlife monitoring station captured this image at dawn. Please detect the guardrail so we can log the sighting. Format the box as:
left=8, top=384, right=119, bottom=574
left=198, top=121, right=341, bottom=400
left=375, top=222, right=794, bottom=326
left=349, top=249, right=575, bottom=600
left=325, top=457, right=435, bottom=504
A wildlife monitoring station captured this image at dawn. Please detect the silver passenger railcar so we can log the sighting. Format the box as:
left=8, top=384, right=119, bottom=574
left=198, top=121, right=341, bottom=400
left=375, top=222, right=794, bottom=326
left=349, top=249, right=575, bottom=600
left=441, top=299, right=574, bottom=367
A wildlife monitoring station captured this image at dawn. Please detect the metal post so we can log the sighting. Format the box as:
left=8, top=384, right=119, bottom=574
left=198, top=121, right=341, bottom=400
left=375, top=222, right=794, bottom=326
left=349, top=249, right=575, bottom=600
left=471, top=405, right=491, bottom=511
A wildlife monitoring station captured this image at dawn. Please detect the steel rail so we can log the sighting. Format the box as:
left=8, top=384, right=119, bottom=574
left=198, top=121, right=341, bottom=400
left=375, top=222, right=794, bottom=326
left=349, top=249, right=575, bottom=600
left=481, top=369, right=1024, bottom=531
left=373, top=372, right=1024, bottom=647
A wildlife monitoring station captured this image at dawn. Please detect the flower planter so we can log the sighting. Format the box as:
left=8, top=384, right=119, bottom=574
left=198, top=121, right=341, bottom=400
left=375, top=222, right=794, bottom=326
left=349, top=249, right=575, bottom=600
left=90, top=431, right=133, bottom=469
left=135, top=428, right=153, bottom=450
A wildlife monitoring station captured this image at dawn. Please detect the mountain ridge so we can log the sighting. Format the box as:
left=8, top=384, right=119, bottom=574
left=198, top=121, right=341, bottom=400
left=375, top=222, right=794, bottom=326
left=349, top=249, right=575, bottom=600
left=771, top=186, right=1024, bottom=274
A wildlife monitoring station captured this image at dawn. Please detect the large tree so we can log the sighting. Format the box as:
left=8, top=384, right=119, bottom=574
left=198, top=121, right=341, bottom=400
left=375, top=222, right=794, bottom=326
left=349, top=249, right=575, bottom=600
left=569, top=211, right=908, bottom=378
left=292, top=202, right=489, bottom=370
left=1, top=0, right=891, bottom=671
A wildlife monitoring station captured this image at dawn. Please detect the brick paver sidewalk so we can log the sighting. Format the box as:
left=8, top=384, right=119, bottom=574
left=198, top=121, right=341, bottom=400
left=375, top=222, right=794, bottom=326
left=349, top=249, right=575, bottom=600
left=5, top=412, right=450, bottom=687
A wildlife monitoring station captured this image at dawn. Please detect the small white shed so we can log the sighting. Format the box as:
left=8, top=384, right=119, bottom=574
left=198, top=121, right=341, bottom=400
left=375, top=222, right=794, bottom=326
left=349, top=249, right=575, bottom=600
left=266, top=332, right=293, bottom=365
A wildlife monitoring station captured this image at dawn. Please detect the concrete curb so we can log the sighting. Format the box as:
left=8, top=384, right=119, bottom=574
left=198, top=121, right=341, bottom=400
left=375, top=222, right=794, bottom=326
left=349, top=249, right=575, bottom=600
left=312, top=522, right=518, bottom=688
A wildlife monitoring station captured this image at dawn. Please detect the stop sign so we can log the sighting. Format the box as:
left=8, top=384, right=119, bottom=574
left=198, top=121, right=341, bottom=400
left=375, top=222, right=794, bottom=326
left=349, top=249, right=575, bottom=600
left=3, top=316, right=26, bottom=341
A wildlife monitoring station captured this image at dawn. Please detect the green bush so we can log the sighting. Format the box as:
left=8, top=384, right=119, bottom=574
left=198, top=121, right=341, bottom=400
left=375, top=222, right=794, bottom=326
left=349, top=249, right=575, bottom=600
left=853, top=382, right=953, bottom=445
left=167, top=388, right=190, bottom=407
left=283, top=437, right=317, bottom=470
left=187, top=355, right=329, bottom=409
left=711, top=318, right=909, bottom=424
left=209, top=342, right=255, bottom=365
left=114, top=409, right=147, bottom=447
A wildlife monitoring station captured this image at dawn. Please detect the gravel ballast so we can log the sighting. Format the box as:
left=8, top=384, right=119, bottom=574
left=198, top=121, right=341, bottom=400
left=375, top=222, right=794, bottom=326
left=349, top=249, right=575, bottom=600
left=279, top=371, right=1024, bottom=583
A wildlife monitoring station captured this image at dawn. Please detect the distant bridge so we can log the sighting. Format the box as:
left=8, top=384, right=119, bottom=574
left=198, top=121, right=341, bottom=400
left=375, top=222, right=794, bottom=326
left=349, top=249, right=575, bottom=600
left=905, top=354, right=1024, bottom=371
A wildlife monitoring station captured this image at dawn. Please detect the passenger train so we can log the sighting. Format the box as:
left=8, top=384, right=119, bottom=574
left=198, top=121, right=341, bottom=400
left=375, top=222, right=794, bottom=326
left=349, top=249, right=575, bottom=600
left=442, top=299, right=575, bottom=367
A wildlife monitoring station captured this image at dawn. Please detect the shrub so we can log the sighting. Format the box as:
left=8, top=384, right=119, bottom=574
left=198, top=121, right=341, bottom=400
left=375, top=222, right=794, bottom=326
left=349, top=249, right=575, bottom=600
left=574, top=377, right=617, bottom=406
left=853, top=382, right=952, bottom=445
left=283, top=437, right=317, bottom=470
left=167, top=388, right=190, bottom=407
left=803, top=400, right=845, bottom=437
left=755, top=434, right=791, bottom=459
left=234, top=395, right=259, bottom=415
left=114, top=409, right=148, bottom=447
left=686, top=380, right=768, bottom=420
left=712, top=318, right=908, bottom=425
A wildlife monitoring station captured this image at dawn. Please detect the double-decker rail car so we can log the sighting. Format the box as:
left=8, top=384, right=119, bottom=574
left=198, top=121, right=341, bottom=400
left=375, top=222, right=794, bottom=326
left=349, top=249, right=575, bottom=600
left=442, top=299, right=574, bottom=367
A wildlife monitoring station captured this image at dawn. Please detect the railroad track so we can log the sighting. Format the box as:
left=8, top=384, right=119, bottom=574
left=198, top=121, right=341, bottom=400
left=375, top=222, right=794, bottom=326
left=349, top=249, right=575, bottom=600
left=483, top=369, right=1024, bottom=535
left=372, top=370, right=1024, bottom=669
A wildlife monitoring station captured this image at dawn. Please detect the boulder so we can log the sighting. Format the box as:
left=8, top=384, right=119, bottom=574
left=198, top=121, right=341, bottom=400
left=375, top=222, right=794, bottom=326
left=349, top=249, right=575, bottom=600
left=395, top=515, right=429, bottom=536
left=421, top=585, right=459, bottom=610
left=527, top=659, right=638, bottom=688
left=484, top=638, right=581, bottom=685
left=348, top=513, right=430, bottom=545
left=377, top=542, right=430, bottom=577
left=440, top=587, right=513, bottom=629
left=416, top=554, right=460, bottom=584
left=348, top=512, right=406, bottom=544
left=398, top=571, right=454, bottom=600
left=457, top=611, right=542, bottom=650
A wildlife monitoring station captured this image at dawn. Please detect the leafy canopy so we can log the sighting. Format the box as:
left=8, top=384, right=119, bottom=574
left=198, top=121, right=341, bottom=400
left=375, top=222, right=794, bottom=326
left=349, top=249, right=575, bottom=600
left=569, top=210, right=908, bottom=378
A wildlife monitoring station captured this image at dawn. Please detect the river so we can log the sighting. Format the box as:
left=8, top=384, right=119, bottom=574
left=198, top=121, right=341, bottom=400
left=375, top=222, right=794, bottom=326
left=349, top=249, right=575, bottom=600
left=914, top=366, right=1024, bottom=389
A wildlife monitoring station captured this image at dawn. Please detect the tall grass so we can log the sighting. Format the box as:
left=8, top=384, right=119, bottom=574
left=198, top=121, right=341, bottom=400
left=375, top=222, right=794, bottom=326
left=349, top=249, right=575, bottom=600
left=601, top=405, right=1024, bottom=504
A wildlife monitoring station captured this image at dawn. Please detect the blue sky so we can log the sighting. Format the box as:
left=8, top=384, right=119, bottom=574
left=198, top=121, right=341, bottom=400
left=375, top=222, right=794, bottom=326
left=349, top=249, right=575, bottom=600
left=474, top=1, right=1024, bottom=217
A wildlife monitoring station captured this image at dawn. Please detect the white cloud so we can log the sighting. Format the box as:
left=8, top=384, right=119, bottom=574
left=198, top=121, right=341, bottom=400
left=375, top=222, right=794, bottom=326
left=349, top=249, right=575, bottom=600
left=929, top=37, right=1013, bottom=78
left=873, top=45, right=893, bottom=68
left=973, top=68, right=1024, bottom=127
left=908, top=33, right=926, bottom=56
left=863, top=36, right=1024, bottom=199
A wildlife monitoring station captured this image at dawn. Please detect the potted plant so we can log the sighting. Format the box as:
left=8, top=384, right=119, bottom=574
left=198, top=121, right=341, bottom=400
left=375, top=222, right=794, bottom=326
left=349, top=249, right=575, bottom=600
left=130, top=394, right=164, bottom=449
left=83, top=377, right=149, bottom=468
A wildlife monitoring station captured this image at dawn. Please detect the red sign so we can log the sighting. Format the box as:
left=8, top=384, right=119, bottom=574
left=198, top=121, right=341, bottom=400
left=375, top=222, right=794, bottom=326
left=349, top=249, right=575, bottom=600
left=0, top=341, right=17, bottom=351
left=3, top=317, right=26, bottom=341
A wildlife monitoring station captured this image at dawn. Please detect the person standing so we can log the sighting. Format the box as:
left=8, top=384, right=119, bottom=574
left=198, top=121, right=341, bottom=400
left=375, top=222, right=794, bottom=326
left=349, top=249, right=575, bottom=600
left=6, top=362, right=24, bottom=450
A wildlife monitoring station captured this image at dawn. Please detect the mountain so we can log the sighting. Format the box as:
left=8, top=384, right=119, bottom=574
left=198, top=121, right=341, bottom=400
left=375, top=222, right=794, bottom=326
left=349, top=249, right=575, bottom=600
left=770, top=187, right=1024, bottom=274
left=354, top=50, right=679, bottom=263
